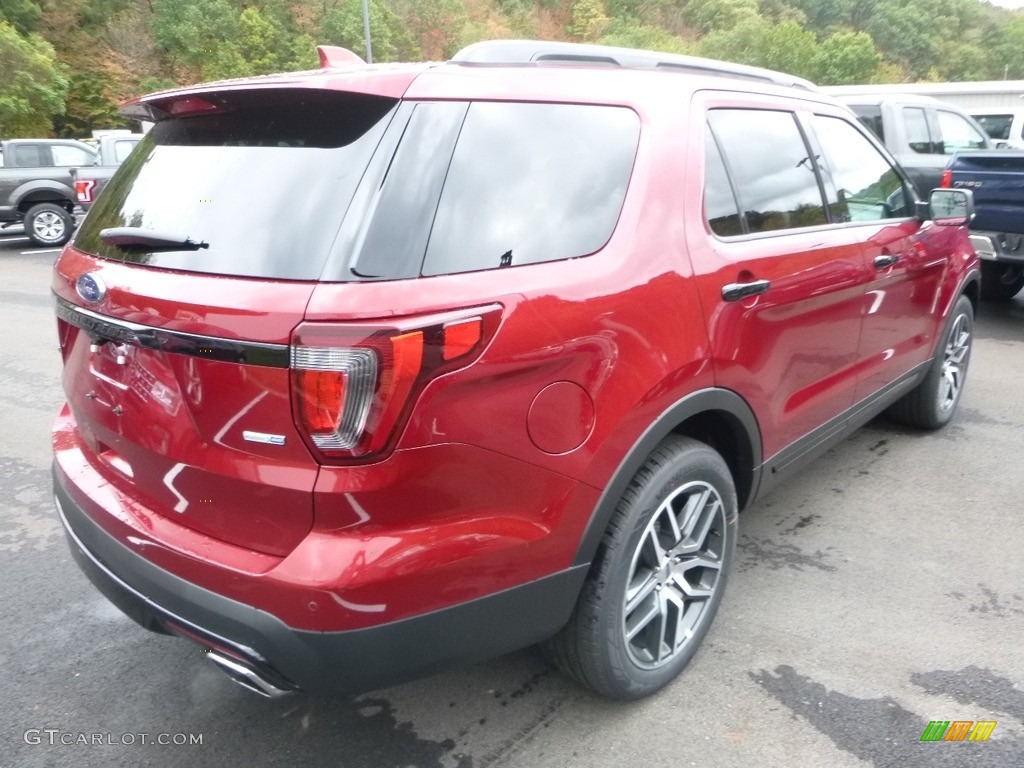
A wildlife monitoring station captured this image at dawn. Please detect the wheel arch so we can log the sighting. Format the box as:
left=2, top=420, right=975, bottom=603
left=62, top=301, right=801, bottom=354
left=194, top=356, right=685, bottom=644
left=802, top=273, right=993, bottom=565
left=961, top=268, right=981, bottom=314
left=572, top=388, right=762, bottom=567
left=15, top=182, right=75, bottom=213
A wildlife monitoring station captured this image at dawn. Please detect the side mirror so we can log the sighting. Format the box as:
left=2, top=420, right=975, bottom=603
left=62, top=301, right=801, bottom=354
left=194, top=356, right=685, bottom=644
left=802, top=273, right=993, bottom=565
left=927, top=188, right=974, bottom=226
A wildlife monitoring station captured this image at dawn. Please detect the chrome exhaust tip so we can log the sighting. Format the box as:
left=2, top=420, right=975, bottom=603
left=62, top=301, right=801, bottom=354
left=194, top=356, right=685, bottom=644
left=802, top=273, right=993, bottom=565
left=206, top=651, right=295, bottom=698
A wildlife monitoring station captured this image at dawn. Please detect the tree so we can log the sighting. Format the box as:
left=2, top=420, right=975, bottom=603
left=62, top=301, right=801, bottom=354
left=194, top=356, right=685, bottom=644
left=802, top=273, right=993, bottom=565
left=812, top=29, right=878, bottom=85
left=568, top=0, right=609, bottom=41
left=684, top=0, right=759, bottom=33
left=865, top=1, right=956, bottom=80
left=0, top=20, right=68, bottom=136
left=986, top=15, right=1024, bottom=80
left=700, top=18, right=819, bottom=79
left=600, top=19, right=692, bottom=54
left=0, top=0, right=42, bottom=34
left=320, top=0, right=418, bottom=62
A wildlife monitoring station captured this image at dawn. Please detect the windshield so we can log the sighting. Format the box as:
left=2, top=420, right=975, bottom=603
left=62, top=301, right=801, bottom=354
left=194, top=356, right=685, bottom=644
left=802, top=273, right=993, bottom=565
left=74, top=90, right=398, bottom=280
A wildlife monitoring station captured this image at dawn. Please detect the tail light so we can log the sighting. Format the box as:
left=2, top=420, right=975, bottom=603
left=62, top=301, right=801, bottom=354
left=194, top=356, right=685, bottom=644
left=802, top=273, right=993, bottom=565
left=940, top=169, right=952, bottom=188
left=291, top=305, right=501, bottom=462
left=75, top=179, right=97, bottom=204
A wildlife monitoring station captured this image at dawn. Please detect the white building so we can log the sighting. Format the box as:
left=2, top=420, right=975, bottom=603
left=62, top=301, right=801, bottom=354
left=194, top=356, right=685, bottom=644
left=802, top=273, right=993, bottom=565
left=824, top=81, right=1024, bottom=110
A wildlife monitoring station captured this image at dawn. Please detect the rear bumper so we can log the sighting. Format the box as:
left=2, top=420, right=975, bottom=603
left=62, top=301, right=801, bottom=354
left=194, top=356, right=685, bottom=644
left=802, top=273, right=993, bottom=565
left=55, top=466, right=587, bottom=695
left=969, top=231, right=1024, bottom=264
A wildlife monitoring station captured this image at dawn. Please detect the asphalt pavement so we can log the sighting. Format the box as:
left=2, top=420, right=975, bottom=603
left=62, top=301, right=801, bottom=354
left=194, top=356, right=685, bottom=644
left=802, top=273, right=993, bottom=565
left=2, top=238, right=1022, bottom=768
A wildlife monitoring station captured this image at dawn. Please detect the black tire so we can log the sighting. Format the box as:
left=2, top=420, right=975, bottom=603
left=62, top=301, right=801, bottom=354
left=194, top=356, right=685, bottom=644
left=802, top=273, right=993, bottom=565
left=980, top=262, right=1024, bottom=301
left=25, top=202, right=74, bottom=247
left=888, top=294, right=973, bottom=430
left=547, top=436, right=738, bottom=699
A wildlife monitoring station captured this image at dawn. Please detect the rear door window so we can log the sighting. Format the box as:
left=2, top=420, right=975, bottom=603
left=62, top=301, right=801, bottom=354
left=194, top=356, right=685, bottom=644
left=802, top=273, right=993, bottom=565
left=903, top=107, right=934, bottom=154
left=707, top=109, right=827, bottom=233
left=14, top=144, right=45, bottom=166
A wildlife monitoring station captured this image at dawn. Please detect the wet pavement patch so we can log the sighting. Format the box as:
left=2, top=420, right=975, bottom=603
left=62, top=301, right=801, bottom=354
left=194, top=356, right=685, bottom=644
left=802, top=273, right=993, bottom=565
left=751, top=664, right=1021, bottom=767
left=737, top=535, right=838, bottom=573
left=0, top=458, right=60, bottom=552
left=910, top=665, right=1024, bottom=723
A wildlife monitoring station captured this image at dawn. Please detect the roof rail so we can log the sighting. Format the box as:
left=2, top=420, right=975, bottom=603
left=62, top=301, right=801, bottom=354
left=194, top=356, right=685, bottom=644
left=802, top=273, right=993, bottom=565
left=451, top=40, right=819, bottom=91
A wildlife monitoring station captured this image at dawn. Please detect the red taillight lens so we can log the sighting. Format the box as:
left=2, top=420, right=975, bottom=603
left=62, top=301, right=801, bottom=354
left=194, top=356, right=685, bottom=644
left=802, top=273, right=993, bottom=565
left=75, top=179, right=96, bottom=203
left=940, top=169, right=953, bottom=188
left=295, top=369, right=347, bottom=432
left=291, top=306, right=500, bottom=461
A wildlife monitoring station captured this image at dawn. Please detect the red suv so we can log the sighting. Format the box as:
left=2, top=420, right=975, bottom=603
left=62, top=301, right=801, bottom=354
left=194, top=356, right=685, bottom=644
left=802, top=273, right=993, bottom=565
left=52, top=40, right=979, bottom=700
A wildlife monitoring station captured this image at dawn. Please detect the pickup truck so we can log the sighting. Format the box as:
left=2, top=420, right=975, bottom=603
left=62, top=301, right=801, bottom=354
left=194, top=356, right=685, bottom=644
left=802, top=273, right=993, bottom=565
left=827, top=92, right=994, bottom=197
left=944, top=150, right=1024, bottom=300
left=71, top=134, right=143, bottom=213
left=0, top=139, right=97, bottom=247
left=0, top=135, right=142, bottom=247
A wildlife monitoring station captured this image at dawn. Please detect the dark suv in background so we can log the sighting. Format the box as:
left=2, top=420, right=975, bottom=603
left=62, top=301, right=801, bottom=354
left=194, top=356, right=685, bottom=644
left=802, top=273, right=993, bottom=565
left=52, top=40, right=979, bottom=700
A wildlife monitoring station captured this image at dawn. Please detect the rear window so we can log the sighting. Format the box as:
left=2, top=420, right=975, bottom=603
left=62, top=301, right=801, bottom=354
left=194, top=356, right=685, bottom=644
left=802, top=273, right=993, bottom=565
left=974, top=114, right=1013, bottom=141
left=74, top=91, right=399, bottom=280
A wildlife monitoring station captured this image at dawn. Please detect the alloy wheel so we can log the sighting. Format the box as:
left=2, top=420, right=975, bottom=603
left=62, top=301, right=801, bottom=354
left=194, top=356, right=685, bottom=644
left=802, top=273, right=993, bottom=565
left=622, top=480, right=726, bottom=669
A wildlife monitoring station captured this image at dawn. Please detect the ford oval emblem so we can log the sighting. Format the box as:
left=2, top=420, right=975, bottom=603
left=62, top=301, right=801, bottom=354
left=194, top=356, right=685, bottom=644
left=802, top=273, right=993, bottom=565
left=76, top=273, right=106, bottom=304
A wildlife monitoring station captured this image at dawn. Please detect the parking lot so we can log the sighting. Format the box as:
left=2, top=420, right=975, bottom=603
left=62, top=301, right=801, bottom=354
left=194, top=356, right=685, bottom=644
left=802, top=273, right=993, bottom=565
left=3, top=237, right=1022, bottom=768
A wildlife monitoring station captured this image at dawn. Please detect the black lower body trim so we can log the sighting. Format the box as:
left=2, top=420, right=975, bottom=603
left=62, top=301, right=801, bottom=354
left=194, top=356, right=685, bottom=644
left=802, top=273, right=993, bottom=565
left=757, top=362, right=929, bottom=497
left=55, top=467, right=588, bottom=695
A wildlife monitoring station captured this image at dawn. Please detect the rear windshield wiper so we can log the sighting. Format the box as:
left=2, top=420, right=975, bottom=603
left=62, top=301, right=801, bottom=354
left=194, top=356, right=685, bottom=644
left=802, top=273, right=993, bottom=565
left=99, top=227, right=209, bottom=251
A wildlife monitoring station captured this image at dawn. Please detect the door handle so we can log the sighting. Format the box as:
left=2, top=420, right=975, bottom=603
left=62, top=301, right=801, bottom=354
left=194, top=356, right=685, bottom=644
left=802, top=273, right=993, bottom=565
left=721, top=279, right=771, bottom=302
left=874, top=254, right=899, bottom=269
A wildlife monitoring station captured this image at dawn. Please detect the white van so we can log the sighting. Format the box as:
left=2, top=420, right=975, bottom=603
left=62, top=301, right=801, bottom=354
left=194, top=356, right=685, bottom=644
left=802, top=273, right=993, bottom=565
left=970, top=109, right=1024, bottom=149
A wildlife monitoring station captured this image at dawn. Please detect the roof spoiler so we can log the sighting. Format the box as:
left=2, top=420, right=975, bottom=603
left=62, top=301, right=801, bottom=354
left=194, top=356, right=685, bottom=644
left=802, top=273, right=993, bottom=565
left=317, top=45, right=366, bottom=69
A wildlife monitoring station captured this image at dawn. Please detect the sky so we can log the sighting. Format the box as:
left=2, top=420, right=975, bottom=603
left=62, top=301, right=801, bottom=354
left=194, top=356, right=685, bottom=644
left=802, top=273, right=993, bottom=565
left=988, top=0, right=1024, bottom=8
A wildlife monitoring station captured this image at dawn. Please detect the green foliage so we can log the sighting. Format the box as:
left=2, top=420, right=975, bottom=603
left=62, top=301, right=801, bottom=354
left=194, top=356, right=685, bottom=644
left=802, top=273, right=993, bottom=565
left=986, top=15, right=1024, bottom=80
left=866, top=1, right=948, bottom=80
left=389, top=0, right=467, bottom=59
left=757, top=0, right=806, bottom=26
left=0, top=20, right=68, bottom=136
left=700, top=18, right=819, bottom=79
left=684, top=0, right=759, bottom=34
left=0, top=0, right=42, bottom=34
left=813, top=30, right=878, bottom=85
left=150, top=0, right=316, bottom=81
left=600, top=19, right=692, bottom=54
left=321, top=0, right=418, bottom=62
left=568, top=0, right=610, bottom=41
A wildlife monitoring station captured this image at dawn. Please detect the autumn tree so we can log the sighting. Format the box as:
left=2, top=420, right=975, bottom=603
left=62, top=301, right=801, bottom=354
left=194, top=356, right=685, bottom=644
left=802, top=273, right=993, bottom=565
left=568, top=0, right=609, bottom=41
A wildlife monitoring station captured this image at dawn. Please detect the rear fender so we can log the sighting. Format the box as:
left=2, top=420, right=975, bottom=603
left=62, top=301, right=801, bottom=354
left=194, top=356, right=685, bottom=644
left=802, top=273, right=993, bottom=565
left=572, top=388, right=761, bottom=567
